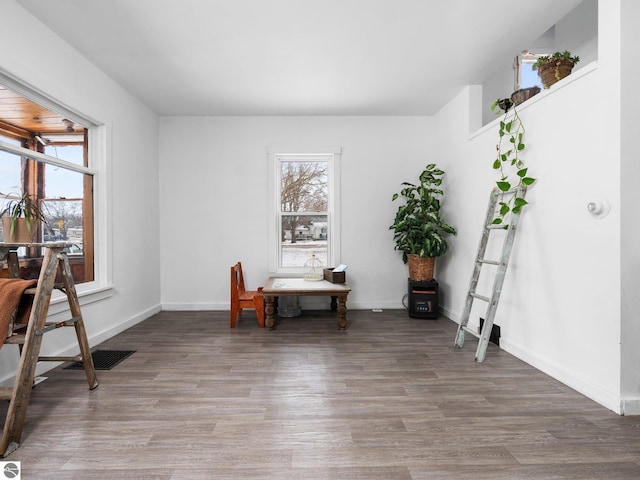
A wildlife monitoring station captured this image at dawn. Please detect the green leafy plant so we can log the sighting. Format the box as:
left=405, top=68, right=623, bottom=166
left=492, top=105, right=536, bottom=227
left=389, top=164, right=456, bottom=262
left=490, top=97, right=513, bottom=113
left=1, top=190, right=48, bottom=237
left=533, top=50, right=580, bottom=69
left=533, top=51, right=580, bottom=89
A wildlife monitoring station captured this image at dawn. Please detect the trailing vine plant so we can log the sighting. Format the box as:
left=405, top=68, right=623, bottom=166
left=490, top=102, right=536, bottom=227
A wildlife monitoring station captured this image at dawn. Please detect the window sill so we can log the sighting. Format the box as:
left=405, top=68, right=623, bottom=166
left=47, top=282, right=114, bottom=316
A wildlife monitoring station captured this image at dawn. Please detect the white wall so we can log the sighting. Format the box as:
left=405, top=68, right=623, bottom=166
left=159, top=116, right=433, bottom=311
left=431, top=0, right=633, bottom=414
left=555, top=0, right=599, bottom=66
left=0, top=1, right=161, bottom=382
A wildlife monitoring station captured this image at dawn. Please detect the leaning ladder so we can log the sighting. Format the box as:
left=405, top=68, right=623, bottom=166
left=0, top=243, right=98, bottom=457
left=454, top=185, right=526, bottom=362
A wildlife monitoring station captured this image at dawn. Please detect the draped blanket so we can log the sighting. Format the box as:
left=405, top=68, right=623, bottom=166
left=0, top=278, right=37, bottom=345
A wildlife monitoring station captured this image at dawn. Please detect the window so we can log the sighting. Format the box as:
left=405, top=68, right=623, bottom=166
left=0, top=80, right=97, bottom=286
left=515, top=51, right=544, bottom=91
left=268, top=148, right=341, bottom=274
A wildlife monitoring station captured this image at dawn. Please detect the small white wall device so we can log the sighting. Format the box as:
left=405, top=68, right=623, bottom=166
left=587, top=200, right=610, bottom=219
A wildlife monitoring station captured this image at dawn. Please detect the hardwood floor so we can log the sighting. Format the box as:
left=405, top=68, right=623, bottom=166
left=3, top=309, right=640, bottom=479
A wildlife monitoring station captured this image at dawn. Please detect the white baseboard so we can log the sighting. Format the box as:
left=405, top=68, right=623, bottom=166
left=1, top=304, right=161, bottom=385
left=162, top=301, right=408, bottom=311
left=621, top=398, right=640, bottom=416
left=88, top=304, right=161, bottom=347
left=499, top=338, right=623, bottom=415
left=441, top=312, right=625, bottom=416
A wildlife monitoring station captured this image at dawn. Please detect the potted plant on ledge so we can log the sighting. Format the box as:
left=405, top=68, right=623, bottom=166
left=534, top=50, right=580, bottom=88
left=1, top=190, right=48, bottom=243
left=390, top=164, right=456, bottom=281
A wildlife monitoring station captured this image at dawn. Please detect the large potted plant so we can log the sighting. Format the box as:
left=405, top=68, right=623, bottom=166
left=390, top=164, right=456, bottom=281
left=1, top=190, right=48, bottom=243
left=534, top=50, right=580, bottom=88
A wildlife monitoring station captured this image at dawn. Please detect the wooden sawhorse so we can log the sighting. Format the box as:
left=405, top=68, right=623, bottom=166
left=0, top=243, right=98, bottom=457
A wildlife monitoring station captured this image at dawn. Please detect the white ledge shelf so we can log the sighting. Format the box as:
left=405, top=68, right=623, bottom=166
left=473, top=60, right=598, bottom=138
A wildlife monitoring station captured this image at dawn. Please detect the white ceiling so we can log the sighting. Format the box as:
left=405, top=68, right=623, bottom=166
left=17, top=0, right=583, bottom=116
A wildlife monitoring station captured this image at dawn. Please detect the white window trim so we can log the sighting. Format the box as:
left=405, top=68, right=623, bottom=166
left=86, top=122, right=113, bottom=294
left=267, top=146, right=341, bottom=275
left=0, top=140, right=97, bottom=176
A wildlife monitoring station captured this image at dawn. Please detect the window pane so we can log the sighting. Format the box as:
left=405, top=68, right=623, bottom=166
left=280, top=214, right=328, bottom=268
left=42, top=199, right=83, bottom=243
left=0, top=142, right=22, bottom=245
left=44, top=159, right=84, bottom=199
left=521, top=63, right=542, bottom=90
left=0, top=149, right=93, bottom=283
left=44, top=143, right=85, bottom=166
left=0, top=137, right=21, bottom=195
left=280, top=161, right=328, bottom=213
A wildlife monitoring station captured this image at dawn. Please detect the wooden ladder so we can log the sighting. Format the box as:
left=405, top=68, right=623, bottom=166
left=453, top=186, right=525, bottom=362
left=0, top=243, right=98, bottom=457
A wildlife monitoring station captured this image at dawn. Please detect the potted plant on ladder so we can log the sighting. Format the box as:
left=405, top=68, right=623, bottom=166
left=389, top=164, right=456, bottom=281
left=1, top=190, right=48, bottom=243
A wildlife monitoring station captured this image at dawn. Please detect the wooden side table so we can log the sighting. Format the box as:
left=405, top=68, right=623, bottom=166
left=262, top=277, right=351, bottom=330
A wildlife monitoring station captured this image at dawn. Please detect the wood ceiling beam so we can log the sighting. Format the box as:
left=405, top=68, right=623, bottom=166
left=0, top=119, right=31, bottom=140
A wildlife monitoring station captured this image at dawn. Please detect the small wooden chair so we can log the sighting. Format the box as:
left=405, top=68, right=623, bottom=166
left=230, top=262, right=265, bottom=328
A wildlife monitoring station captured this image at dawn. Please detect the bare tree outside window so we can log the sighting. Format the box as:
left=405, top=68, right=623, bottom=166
left=279, top=160, right=329, bottom=267
left=42, top=199, right=83, bottom=243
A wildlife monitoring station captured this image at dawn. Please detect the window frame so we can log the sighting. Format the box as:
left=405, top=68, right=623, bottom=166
left=0, top=71, right=112, bottom=303
left=268, top=146, right=341, bottom=275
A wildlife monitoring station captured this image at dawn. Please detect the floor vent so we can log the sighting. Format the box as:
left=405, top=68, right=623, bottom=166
left=479, top=318, right=500, bottom=347
left=64, top=350, right=135, bottom=370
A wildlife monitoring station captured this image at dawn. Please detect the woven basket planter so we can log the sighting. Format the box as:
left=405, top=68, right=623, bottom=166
left=537, top=58, right=575, bottom=88
left=511, top=86, right=541, bottom=106
left=407, top=254, right=435, bottom=281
